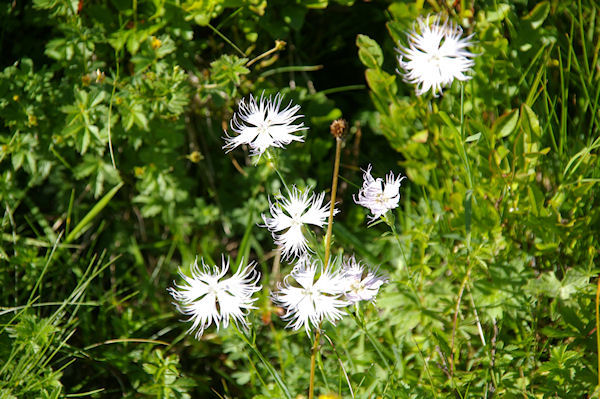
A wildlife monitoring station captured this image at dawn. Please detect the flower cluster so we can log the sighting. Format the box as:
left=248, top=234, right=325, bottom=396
left=354, top=164, right=405, bottom=222
left=172, top=92, right=404, bottom=338
left=271, top=257, right=387, bottom=334
left=396, top=15, right=476, bottom=96
left=169, top=14, right=481, bottom=339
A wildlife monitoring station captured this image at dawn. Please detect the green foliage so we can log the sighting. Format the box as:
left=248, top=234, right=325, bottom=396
left=1, top=0, right=599, bottom=397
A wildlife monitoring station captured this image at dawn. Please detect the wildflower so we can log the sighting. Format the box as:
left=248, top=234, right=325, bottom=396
left=272, top=259, right=348, bottom=334
left=354, top=164, right=405, bottom=221
left=168, top=257, right=261, bottom=339
left=262, top=186, right=336, bottom=260
left=341, top=256, right=387, bottom=303
left=396, top=15, right=476, bottom=96
left=223, top=93, right=307, bottom=157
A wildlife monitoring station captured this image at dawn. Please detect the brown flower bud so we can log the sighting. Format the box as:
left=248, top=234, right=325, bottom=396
left=330, top=118, right=347, bottom=139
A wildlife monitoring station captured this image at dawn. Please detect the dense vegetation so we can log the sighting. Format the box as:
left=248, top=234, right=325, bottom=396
left=1, top=0, right=599, bottom=397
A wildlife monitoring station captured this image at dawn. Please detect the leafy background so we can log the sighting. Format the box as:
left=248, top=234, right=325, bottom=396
left=1, top=0, right=599, bottom=397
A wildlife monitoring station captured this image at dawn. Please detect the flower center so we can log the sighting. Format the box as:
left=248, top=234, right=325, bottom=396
left=429, top=51, right=444, bottom=68
left=207, top=285, right=218, bottom=296
left=257, top=124, right=268, bottom=136
left=349, top=280, right=364, bottom=293
left=374, top=192, right=387, bottom=205
left=290, top=212, right=303, bottom=226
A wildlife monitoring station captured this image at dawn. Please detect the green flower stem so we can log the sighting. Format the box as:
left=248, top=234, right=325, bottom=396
left=308, top=328, right=321, bottom=399
left=234, top=326, right=292, bottom=399
left=450, top=262, right=473, bottom=376
left=207, top=23, right=246, bottom=57
left=383, top=214, right=421, bottom=304
left=324, top=137, right=342, bottom=270
left=246, top=40, right=286, bottom=67
left=596, top=275, right=600, bottom=388
left=107, top=48, right=120, bottom=169
left=351, top=306, right=390, bottom=368
left=309, top=135, right=343, bottom=399
left=266, top=150, right=290, bottom=192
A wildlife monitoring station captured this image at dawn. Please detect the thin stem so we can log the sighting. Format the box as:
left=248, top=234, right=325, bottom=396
left=269, top=322, right=285, bottom=376
left=132, top=0, right=137, bottom=27
left=450, top=263, right=473, bottom=376
left=387, top=217, right=421, bottom=304
left=410, top=334, right=439, bottom=399
left=247, top=40, right=286, bottom=67
left=207, top=23, right=246, bottom=57
left=272, top=246, right=282, bottom=285
left=234, top=326, right=292, bottom=399
left=266, top=150, right=290, bottom=192
left=596, top=275, right=600, bottom=387
left=323, top=137, right=342, bottom=270
left=308, top=328, right=321, bottom=399
left=309, top=134, right=342, bottom=399
left=459, top=83, right=473, bottom=190
left=467, top=285, right=486, bottom=346
left=322, top=333, right=354, bottom=398
left=259, top=65, right=323, bottom=78
left=350, top=309, right=390, bottom=368
left=107, top=50, right=120, bottom=169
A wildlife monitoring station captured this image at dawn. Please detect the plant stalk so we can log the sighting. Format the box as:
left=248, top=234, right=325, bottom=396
left=596, top=275, right=600, bottom=387
left=308, top=328, right=321, bottom=399
left=323, top=137, right=342, bottom=270
left=309, top=130, right=343, bottom=399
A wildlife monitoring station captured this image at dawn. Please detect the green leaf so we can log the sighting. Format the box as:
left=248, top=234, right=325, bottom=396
left=492, top=109, right=519, bottom=139
left=108, top=30, right=132, bottom=52
left=465, top=132, right=482, bottom=143
left=210, top=54, right=249, bottom=96
left=486, top=3, right=511, bottom=22
left=523, top=1, right=550, bottom=29
left=90, top=90, right=106, bottom=108
left=65, top=182, right=124, bottom=243
left=356, top=34, right=383, bottom=69
left=521, top=104, right=541, bottom=140
left=365, top=68, right=396, bottom=100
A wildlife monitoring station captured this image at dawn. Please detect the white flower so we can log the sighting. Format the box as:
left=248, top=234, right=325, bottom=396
left=262, top=186, right=337, bottom=260
left=354, top=164, right=405, bottom=221
left=272, top=260, right=349, bottom=334
left=168, top=257, right=261, bottom=339
left=223, top=93, right=307, bottom=157
left=396, top=15, right=476, bottom=96
left=341, top=256, right=388, bottom=303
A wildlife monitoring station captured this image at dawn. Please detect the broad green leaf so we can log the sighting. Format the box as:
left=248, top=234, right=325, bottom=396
left=356, top=34, right=383, bottom=69
left=523, top=1, right=550, bottom=29
left=365, top=68, right=396, bottom=101
left=492, top=109, right=519, bottom=139
left=486, top=3, right=511, bottom=22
